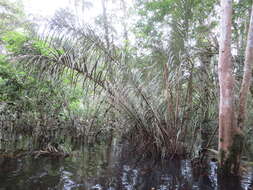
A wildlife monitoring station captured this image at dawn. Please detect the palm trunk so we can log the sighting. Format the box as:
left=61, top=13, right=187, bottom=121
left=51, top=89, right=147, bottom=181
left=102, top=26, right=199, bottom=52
left=199, top=52, right=212, bottom=149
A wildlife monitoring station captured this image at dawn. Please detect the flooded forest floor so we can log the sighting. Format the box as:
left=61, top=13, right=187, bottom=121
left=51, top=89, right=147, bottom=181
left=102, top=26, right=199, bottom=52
left=0, top=132, right=253, bottom=190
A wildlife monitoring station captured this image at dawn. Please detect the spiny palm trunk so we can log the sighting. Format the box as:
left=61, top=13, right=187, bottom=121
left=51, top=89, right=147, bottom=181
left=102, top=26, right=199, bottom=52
left=199, top=52, right=212, bottom=149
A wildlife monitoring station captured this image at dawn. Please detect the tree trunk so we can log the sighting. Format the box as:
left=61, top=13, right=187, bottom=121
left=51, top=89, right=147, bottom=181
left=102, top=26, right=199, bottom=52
left=101, top=0, right=110, bottom=50
left=120, top=0, right=129, bottom=65
left=238, top=5, right=253, bottom=129
left=101, top=0, right=115, bottom=84
left=218, top=0, right=241, bottom=175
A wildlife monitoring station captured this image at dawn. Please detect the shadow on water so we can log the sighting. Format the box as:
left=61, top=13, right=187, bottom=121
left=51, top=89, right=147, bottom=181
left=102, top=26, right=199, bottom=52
left=0, top=139, right=253, bottom=190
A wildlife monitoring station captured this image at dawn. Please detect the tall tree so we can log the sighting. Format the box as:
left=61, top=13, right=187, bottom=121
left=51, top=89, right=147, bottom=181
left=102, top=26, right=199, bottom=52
left=217, top=0, right=253, bottom=175
left=238, top=4, right=253, bottom=130
left=101, top=0, right=110, bottom=50
left=0, top=0, right=25, bottom=36
left=120, top=0, right=129, bottom=65
left=218, top=0, right=238, bottom=174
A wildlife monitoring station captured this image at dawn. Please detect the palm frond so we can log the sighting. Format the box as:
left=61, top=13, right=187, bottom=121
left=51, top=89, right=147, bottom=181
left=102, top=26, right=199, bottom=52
left=15, top=8, right=123, bottom=95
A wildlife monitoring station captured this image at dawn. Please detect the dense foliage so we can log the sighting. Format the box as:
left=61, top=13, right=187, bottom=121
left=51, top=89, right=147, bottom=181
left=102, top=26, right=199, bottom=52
left=0, top=0, right=253, bottom=168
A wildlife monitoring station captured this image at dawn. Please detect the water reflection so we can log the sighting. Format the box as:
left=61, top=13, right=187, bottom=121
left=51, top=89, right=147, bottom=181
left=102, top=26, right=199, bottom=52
left=0, top=142, right=252, bottom=190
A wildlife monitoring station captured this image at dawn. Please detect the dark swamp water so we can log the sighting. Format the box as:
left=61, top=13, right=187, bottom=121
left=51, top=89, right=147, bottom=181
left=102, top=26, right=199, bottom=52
left=0, top=138, right=253, bottom=190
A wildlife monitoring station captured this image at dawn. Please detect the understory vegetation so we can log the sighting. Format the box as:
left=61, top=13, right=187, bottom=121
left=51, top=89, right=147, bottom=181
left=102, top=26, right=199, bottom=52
left=0, top=0, right=253, bottom=169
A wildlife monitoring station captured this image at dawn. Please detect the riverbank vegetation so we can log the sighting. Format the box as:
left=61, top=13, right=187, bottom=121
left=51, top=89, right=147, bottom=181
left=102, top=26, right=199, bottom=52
left=1, top=0, right=253, bottom=176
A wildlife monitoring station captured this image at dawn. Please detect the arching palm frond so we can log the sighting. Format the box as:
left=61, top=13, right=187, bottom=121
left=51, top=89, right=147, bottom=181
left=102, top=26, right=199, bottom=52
left=16, top=8, right=122, bottom=95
